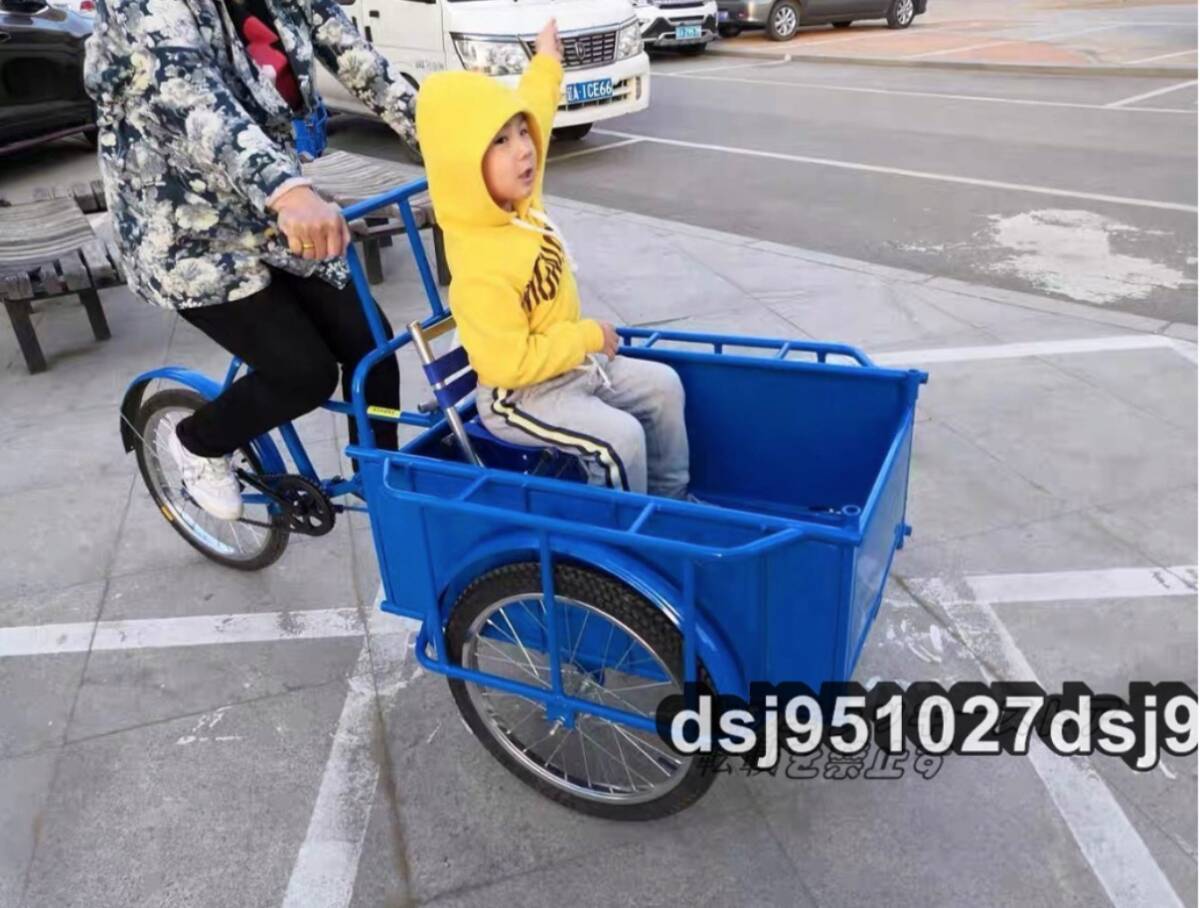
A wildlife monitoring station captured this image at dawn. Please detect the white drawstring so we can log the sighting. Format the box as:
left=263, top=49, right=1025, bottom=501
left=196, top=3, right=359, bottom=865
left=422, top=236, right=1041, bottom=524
left=511, top=205, right=580, bottom=274
left=570, top=353, right=612, bottom=388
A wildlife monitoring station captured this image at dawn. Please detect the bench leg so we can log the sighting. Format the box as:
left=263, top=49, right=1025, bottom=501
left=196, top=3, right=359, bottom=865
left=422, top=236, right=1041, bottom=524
left=4, top=299, right=47, bottom=374
left=361, top=238, right=384, bottom=286
left=433, top=224, right=451, bottom=287
left=79, top=288, right=111, bottom=341
left=366, top=216, right=392, bottom=248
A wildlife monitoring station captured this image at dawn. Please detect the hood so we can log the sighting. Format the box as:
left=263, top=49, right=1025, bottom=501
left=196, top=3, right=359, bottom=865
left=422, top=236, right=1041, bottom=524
left=441, top=0, right=634, bottom=38
left=416, top=70, right=544, bottom=232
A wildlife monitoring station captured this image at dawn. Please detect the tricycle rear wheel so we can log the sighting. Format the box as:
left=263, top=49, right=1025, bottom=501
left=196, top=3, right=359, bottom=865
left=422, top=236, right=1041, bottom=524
left=446, top=562, right=717, bottom=820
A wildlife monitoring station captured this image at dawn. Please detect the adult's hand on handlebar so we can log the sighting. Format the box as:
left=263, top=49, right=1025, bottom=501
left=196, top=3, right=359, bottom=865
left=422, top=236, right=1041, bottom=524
left=270, top=186, right=352, bottom=261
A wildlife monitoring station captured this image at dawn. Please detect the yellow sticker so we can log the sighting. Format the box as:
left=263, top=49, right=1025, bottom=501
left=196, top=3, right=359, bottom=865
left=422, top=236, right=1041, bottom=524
left=367, top=406, right=402, bottom=419
left=159, top=504, right=175, bottom=523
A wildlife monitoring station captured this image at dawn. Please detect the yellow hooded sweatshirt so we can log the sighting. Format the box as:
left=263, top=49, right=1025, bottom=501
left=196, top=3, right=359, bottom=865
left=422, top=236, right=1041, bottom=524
left=416, top=55, right=606, bottom=390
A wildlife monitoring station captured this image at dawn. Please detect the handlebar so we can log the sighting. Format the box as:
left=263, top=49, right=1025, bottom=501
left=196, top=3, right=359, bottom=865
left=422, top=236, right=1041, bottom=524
left=340, top=177, right=430, bottom=222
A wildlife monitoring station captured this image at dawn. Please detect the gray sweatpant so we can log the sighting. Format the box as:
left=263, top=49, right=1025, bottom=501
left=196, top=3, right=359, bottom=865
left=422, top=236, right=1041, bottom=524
left=477, top=355, right=690, bottom=498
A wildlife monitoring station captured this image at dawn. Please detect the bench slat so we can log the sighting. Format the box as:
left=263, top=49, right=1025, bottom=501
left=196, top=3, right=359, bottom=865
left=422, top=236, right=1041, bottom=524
left=58, top=250, right=92, bottom=292
left=80, top=240, right=116, bottom=285
left=71, top=182, right=100, bottom=213
left=90, top=180, right=108, bottom=212
left=33, top=262, right=67, bottom=297
left=0, top=272, right=34, bottom=302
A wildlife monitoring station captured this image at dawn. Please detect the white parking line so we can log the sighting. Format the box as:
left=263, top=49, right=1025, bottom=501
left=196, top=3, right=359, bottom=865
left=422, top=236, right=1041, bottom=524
left=593, top=128, right=1199, bottom=213
left=872, top=334, right=1192, bottom=366
left=655, top=70, right=1198, bottom=116
left=1124, top=48, right=1198, bottom=65
left=932, top=594, right=1188, bottom=908
left=281, top=643, right=380, bottom=908
left=551, top=137, right=643, bottom=163
left=911, top=565, right=1196, bottom=908
left=909, top=565, right=1198, bottom=606
left=667, top=54, right=792, bottom=78
left=1106, top=79, right=1198, bottom=108
left=0, top=607, right=369, bottom=658
left=905, top=24, right=1123, bottom=60
left=282, top=613, right=423, bottom=908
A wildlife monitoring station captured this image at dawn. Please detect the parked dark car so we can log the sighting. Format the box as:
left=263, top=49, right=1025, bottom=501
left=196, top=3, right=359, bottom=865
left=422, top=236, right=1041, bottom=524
left=0, top=0, right=95, bottom=155
left=717, top=0, right=925, bottom=41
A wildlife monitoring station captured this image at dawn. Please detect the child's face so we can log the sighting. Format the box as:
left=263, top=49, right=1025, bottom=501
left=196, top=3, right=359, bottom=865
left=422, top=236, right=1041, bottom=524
left=482, top=113, right=536, bottom=211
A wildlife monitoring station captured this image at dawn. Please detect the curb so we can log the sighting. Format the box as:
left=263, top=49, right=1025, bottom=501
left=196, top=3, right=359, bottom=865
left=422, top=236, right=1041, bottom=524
left=703, top=44, right=1197, bottom=79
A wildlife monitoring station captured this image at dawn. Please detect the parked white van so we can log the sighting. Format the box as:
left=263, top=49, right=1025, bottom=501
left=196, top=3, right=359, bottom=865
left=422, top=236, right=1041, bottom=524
left=317, top=0, right=651, bottom=141
left=634, top=0, right=718, bottom=54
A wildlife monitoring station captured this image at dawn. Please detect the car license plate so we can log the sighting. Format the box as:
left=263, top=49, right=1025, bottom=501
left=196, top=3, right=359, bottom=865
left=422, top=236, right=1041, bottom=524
left=565, top=79, right=614, bottom=105
left=676, top=24, right=703, bottom=39
left=717, top=9, right=729, bottom=20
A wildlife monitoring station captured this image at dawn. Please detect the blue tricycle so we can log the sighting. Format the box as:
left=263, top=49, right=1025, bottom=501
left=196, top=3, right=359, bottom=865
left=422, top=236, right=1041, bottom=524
left=120, top=180, right=927, bottom=820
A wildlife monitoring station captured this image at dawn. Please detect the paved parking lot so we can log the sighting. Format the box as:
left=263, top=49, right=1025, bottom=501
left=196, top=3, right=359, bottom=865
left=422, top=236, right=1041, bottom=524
left=1, top=15, right=1197, bottom=908
left=713, top=0, right=1197, bottom=69
left=333, top=49, right=1198, bottom=325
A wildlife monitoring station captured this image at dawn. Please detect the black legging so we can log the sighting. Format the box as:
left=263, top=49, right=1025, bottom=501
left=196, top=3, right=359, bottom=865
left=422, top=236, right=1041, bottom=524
left=176, top=267, right=400, bottom=457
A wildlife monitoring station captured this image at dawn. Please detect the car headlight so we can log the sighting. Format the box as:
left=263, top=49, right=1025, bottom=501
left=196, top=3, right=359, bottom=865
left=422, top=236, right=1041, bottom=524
left=617, top=20, right=643, bottom=58
left=452, top=37, right=529, bottom=76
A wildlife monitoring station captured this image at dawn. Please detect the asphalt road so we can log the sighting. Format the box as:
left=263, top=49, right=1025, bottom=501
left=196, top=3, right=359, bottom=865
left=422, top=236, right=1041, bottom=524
left=331, top=53, right=1199, bottom=325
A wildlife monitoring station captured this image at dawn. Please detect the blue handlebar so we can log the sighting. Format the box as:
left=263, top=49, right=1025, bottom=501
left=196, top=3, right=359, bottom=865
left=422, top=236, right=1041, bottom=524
left=340, top=177, right=430, bottom=222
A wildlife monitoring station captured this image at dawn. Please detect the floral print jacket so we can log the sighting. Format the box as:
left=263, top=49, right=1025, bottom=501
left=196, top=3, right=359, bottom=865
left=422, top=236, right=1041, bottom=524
left=84, top=0, right=417, bottom=309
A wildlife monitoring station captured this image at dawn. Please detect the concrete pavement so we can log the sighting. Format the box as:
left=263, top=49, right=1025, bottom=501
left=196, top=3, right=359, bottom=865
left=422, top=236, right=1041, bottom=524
left=0, top=137, right=1195, bottom=907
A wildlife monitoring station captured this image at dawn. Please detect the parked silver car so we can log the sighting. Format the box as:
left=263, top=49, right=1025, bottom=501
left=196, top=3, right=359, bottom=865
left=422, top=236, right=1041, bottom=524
left=717, top=0, right=925, bottom=41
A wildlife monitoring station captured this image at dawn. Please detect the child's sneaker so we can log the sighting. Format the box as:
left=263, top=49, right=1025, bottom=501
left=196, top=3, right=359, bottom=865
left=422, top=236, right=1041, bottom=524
left=167, top=431, right=244, bottom=521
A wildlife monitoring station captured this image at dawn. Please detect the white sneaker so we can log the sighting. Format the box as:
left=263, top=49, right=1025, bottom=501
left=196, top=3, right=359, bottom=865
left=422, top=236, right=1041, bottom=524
left=167, top=431, right=244, bottom=521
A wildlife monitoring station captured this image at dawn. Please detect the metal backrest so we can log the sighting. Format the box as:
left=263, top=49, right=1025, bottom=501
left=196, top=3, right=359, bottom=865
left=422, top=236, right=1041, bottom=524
left=409, top=316, right=483, bottom=467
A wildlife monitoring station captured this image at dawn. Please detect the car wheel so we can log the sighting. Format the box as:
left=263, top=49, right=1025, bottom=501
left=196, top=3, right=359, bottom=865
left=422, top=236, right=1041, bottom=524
left=553, top=123, right=593, bottom=141
left=718, top=23, right=742, bottom=37
left=832, top=20, right=852, bottom=28
left=887, top=0, right=914, bottom=28
left=766, top=0, right=800, bottom=40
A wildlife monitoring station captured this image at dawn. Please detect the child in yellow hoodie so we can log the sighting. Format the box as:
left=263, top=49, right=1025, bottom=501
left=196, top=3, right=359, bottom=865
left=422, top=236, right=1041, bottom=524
left=416, top=21, right=691, bottom=498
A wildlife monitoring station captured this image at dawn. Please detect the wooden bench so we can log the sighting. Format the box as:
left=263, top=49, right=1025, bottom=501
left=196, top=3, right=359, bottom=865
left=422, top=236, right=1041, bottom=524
left=0, top=154, right=444, bottom=373
left=302, top=151, right=450, bottom=287
left=0, top=196, right=121, bottom=374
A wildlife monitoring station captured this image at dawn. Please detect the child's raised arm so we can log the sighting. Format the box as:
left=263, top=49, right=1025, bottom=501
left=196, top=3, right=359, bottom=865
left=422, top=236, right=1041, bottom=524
left=518, top=20, right=565, bottom=153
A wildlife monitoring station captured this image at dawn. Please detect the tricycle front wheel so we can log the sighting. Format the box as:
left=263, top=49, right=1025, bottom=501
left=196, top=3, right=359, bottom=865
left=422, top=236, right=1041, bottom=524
left=134, top=388, right=289, bottom=571
left=446, top=562, right=717, bottom=820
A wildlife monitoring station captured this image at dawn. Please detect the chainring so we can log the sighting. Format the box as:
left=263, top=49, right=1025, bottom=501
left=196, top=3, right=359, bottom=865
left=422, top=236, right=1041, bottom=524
left=238, top=472, right=336, bottom=537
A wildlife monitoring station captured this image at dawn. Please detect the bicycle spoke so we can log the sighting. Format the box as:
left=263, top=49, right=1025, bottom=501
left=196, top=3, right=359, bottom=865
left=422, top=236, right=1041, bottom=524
left=609, top=723, right=682, bottom=773
left=476, top=636, right=547, bottom=687
left=495, top=610, right=544, bottom=686
left=567, top=610, right=589, bottom=667
left=596, top=723, right=652, bottom=790
left=517, top=598, right=547, bottom=634
left=603, top=679, right=675, bottom=694
left=588, top=680, right=657, bottom=719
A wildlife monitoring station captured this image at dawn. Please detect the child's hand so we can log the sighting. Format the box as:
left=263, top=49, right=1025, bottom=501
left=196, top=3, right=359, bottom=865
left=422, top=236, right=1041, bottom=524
left=535, top=19, right=563, bottom=64
left=599, top=321, right=620, bottom=360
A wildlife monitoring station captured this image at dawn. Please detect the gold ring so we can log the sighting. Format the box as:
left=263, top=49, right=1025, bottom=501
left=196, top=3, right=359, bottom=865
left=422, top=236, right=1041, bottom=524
left=301, top=242, right=314, bottom=249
